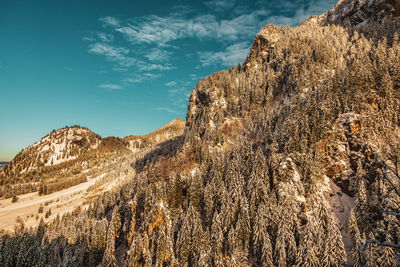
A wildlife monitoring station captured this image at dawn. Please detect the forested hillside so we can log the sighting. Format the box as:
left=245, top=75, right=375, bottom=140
left=1, top=0, right=400, bottom=266
left=0, top=119, right=184, bottom=199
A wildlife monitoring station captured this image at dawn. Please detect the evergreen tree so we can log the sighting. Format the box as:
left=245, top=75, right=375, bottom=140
left=102, top=216, right=118, bottom=267
left=296, top=216, right=320, bottom=267
left=348, top=209, right=364, bottom=266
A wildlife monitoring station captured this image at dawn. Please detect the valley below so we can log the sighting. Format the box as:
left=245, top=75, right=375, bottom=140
left=0, top=167, right=131, bottom=233
left=0, top=175, right=100, bottom=232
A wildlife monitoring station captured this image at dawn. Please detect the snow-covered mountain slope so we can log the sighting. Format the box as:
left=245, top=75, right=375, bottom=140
left=181, top=3, right=400, bottom=263
left=1, top=126, right=101, bottom=178
left=324, top=0, right=400, bottom=27
left=0, top=119, right=185, bottom=191
left=123, top=118, right=185, bottom=152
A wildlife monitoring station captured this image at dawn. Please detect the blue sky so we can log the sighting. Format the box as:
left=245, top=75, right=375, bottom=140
left=0, top=0, right=337, bottom=161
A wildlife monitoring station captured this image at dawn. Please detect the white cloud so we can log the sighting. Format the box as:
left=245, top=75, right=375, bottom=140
left=116, top=16, right=185, bottom=45
left=256, top=0, right=337, bottom=26
left=82, top=36, right=95, bottom=42
left=99, top=16, right=120, bottom=27
left=88, top=43, right=135, bottom=67
left=198, top=41, right=250, bottom=67
left=163, top=80, right=194, bottom=109
left=145, top=48, right=172, bottom=62
left=100, top=84, right=122, bottom=90
left=98, top=32, right=114, bottom=42
left=137, top=61, right=174, bottom=71
left=166, top=81, right=177, bottom=87
left=86, top=0, right=337, bottom=92
left=107, top=0, right=336, bottom=49
left=112, top=12, right=264, bottom=46
left=122, top=73, right=161, bottom=84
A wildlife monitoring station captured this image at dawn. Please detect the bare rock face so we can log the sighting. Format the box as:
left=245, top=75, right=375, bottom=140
left=316, top=113, right=360, bottom=195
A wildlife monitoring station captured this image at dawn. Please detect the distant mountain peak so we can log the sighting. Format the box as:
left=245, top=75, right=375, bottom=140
left=123, top=118, right=185, bottom=152
left=0, top=119, right=186, bottom=184
left=1, top=126, right=102, bottom=177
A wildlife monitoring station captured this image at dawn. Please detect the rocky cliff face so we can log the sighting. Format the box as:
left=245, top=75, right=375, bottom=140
left=182, top=2, right=400, bottom=264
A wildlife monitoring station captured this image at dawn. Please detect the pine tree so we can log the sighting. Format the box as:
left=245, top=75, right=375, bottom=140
left=365, top=232, right=377, bottom=267
left=274, top=224, right=287, bottom=267
left=89, top=219, right=108, bottom=265
left=296, top=216, right=320, bottom=267
left=273, top=203, right=297, bottom=267
left=348, top=209, right=364, bottom=266
left=378, top=237, right=396, bottom=267
left=354, top=178, right=368, bottom=232
left=253, top=203, right=273, bottom=266
left=318, top=201, right=346, bottom=266
left=248, top=147, right=269, bottom=218
left=211, top=211, right=224, bottom=262
left=102, top=233, right=116, bottom=267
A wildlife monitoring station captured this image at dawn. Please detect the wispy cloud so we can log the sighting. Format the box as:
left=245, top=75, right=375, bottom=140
left=198, top=41, right=250, bottom=67
left=100, top=84, right=122, bottom=90
left=115, top=16, right=187, bottom=46
left=164, top=79, right=194, bottom=110
left=86, top=0, right=337, bottom=92
left=105, top=0, right=337, bottom=50
left=145, top=48, right=172, bottom=62
left=82, top=36, right=95, bottom=42
left=88, top=43, right=135, bottom=67
left=98, top=32, right=114, bottom=42
left=113, top=12, right=265, bottom=46
left=122, top=73, right=161, bottom=84
left=166, top=81, right=177, bottom=87
left=137, top=62, right=174, bottom=71
left=100, top=16, right=120, bottom=27
left=190, top=74, right=199, bottom=81
left=257, top=0, right=337, bottom=26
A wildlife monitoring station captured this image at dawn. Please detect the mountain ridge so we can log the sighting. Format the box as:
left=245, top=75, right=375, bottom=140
left=0, top=119, right=185, bottom=197
left=123, top=118, right=185, bottom=152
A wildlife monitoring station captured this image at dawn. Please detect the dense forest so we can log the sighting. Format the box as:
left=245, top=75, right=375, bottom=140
left=1, top=0, right=400, bottom=266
